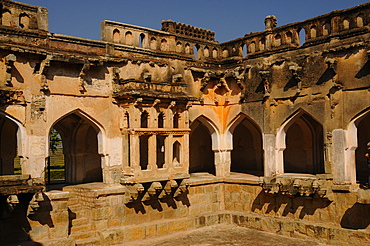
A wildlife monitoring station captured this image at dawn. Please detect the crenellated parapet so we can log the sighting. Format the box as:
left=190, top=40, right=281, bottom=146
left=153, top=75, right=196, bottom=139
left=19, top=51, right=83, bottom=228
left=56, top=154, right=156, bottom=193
left=161, top=20, right=215, bottom=42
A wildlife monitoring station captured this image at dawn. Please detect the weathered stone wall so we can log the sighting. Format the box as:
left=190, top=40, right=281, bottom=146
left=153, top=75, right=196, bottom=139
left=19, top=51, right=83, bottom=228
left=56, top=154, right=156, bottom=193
left=0, top=0, right=370, bottom=245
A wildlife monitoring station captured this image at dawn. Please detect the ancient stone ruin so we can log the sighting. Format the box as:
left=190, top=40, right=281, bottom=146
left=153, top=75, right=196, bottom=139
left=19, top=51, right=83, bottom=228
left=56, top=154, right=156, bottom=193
left=0, top=0, right=370, bottom=245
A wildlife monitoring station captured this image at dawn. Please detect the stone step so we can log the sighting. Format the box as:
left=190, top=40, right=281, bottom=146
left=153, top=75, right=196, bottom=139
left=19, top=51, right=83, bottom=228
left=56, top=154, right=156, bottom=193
left=71, top=231, right=96, bottom=240
left=75, top=237, right=101, bottom=246
left=70, top=224, right=93, bottom=234
left=72, top=216, right=90, bottom=226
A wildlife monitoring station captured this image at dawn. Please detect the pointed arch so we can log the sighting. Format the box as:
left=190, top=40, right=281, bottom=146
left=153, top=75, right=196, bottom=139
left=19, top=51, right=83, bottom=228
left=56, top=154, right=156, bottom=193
left=189, top=115, right=219, bottom=175
left=113, top=29, right=120, bottom=43
left=227, top=113, right=263, bottom=175
left=346, top=108, right=370, bottom=185
left=0, top=112, right=26, bottom=175
left=49, top=109, right=105, bottom=184
left=276, top=109, right=324, bottom=174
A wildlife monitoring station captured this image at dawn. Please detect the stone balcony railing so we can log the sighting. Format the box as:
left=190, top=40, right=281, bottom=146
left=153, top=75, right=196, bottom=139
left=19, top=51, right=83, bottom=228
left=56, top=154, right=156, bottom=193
left=220, top=2, right=370, bottom=59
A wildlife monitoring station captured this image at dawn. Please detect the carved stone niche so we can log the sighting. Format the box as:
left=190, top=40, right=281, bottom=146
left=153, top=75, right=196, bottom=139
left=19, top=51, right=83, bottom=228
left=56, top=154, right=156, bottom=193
left=288, top=63, right=303, bottom=94
left=259, top=70, right=271, bottom=98
left=259, top=175, right=333, bottom=200
left=120, top=174, right=189, bottom=204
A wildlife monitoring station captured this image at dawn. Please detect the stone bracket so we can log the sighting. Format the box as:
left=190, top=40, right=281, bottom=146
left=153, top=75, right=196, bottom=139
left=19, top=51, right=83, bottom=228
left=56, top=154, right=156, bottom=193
left=27, top=192, right=45, bottom=215
left=40, top=55, right=52, bottom=93
left=5, top=54, right=16, bottom=87
left=259, top=176, right=333, bottom=200
left=121, top=179, right=189, bottom=204
left=79, top=61, right=90, bottom=93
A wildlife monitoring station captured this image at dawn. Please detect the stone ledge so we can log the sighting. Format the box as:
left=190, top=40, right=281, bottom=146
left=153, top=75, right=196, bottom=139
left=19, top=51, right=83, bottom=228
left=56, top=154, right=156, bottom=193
left=45, top=190, right=70, bottom=200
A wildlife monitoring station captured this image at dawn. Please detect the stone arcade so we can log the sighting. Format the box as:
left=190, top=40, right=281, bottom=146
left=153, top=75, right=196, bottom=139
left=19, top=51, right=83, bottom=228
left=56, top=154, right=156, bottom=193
left=0, top=0, right=370, bottom=245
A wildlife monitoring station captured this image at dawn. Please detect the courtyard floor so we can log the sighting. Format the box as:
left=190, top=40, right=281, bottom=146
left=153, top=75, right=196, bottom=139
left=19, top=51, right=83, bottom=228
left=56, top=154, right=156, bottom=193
left=124, top=224, right=330, bottom=246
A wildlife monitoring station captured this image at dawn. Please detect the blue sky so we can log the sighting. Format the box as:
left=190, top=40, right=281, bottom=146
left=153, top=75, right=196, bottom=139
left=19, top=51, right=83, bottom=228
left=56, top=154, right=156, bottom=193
left=21, top=0, right=369, bottom=43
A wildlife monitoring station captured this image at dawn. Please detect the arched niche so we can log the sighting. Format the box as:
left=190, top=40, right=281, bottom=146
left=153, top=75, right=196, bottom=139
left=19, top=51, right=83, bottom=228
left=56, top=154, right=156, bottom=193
left=347, top=109, right=370, bottom=185
left=189, top=116, right=218, bottom=175
left=113, top=29, right=120, bottom=43
left=50, top=110, right=104, bottom=184
left=276, top=110, right=324, bottom=175
left=229, top=115, right=263, bottom=175
left=0, top=113, right=24, bottom=175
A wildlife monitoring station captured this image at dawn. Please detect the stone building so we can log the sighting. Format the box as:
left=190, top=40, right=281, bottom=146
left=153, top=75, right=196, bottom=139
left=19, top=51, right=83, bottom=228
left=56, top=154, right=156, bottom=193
left=0, top=0, right=370, bottom=245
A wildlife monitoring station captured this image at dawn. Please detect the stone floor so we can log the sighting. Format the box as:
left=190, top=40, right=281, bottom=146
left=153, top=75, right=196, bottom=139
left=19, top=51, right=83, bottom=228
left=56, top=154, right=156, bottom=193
left=124, top=224, right=330, bottom=246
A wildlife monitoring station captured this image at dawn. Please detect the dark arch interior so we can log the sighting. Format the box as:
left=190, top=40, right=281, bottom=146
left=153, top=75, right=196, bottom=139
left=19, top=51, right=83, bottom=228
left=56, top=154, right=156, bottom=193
left=231, top=118, right=263, bottom=175
left=189, top=120, right=215, bottom=175
left=52, top=113, right=102, bottom=185
left=284, top=113, right=324, bottom=174
left=356, top=113, right=370, bottom=185
left=0, top=116, right=18, bottom=175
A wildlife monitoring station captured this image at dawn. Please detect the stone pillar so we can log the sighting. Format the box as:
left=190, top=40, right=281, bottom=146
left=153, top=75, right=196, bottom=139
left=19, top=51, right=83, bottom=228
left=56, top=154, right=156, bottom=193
left=214, top=150, right=231, bottom=177
left=148, top=135, right=156, bottom=170
left=131, top=135, right=140, bottom=170
left=165, top=134, right=173, bottom=168
left=332, top=129, right=353, bottom=184
left=183, top=134, right=190, bottom=169
left=263, top=133, right=276, bottom=177
left=24, top=135, right=47, bottom=179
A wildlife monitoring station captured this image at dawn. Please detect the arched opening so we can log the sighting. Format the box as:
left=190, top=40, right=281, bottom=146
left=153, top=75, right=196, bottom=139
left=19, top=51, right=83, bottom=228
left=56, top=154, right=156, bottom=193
left=150, top=37, right=157, bottom=50
left=310, top=25, right=317, bottom=38
left=0, top=115, right=19, bottom=175
left=185, top=43, right=191, bottom=54
left=355, top=112, right=370, bottom=185
left=125, top=31, right=133, bottom=46
left=173, top=113, right=179, bottom=128
left=323, top=23, right=331, bottom=36
left=204, top=46, right=210, bottom=57
left=141, top=111, right=148, bottom=128
left=259, top=37, right=265, bottom=51
left=139, top=33, right=145, bottom=48
left=189, top=119, right=215, bottom=175
left=158, top=112, right=164, bottom=128
left=173, top=141, right=181, bottom=166
left=160, top=39, right=168, bottom=51
left=222, top=48, right=229, bottom=58
left=343, top=19, right=350, bottom=29
left=283, top=113, right=324, bottom=174
left=19, top=13, right=29, bottom=29
left=156, top=135, right=166, bottom=168
left=243, top=43, right=249, bottom=56
left=51, top=112, right=103, bottom=185
left=2, top=9, right=12, bottom=26
left=113, top=29, right=120, bottom=43
left=212, top=48, right=218, bottom=58
left=193, top=44, right=200, bottom=59
left=176, top=41, right=182, bottom=53
left=285, top=31, right=293, bottom=44
left=356, top=14, right=364, bottom=27
left=274, top=34, right=281, bottom=47
left=298, top=28, right=306, bottom=46
left=47, top=128, right=65, bottom=184
left=231, top=118, right=263, bottom=175
left=140, top=111, right=149, bottom=170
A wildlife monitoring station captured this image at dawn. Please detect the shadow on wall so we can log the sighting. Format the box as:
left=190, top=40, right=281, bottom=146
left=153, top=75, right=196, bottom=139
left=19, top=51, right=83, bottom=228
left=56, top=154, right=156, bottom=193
left=27, top=194, right=54, bottom=227
left=341, top=203, right=370, bottom=229
left=126, top=191, right=190, bottom=215
left=0, top=193, right=42, bottom=245
left=251, top=191, right=331, bottom=219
